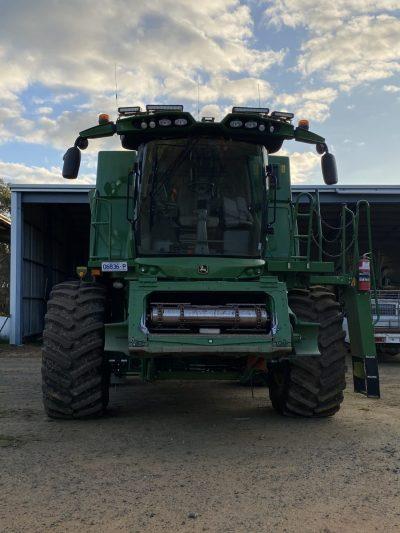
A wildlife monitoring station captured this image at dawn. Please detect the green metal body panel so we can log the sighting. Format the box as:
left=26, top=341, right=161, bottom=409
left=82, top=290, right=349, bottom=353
left=80, top=112, right=325, bottom=150
left=134, top=257, right=266, bottom=280
left=343, top=287, right=380, bottom=397
left=266, top=156, right=295, bottom=259
left=126, top=277, right=291, bottom=356
left=89, top=151, right=136, bottom=262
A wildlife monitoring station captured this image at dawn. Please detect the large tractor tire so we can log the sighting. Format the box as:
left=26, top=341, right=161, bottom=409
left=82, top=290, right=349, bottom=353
left=42, top=281, right=109, bottom=419
left=269, top=286, right=346, bottom=417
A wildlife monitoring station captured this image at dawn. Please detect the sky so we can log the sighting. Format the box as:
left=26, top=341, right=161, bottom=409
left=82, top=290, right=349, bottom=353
left=0, top=0, right=399, bottom=185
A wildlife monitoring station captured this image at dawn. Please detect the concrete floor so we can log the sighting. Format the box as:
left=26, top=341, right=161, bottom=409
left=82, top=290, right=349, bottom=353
left=0, top=345, right=399, bottom=532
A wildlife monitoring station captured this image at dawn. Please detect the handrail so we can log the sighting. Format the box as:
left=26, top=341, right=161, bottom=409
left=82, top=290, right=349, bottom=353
left=355, top=200, right=380, bottom=324
left=291, top=195, right=378, bottom=308
left=90, top=195, right=113, bottom=260
left=292, top=192, right=317, bottom=262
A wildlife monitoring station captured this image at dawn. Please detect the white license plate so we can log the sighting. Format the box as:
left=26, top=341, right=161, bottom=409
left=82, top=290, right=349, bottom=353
left=101, top=261, right=128, bottom=272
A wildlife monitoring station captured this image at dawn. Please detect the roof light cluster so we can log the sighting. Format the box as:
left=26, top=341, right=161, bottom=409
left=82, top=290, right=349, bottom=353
left=118, top=106, right=141, bottom=116
left=230, top=107, right=294, bottom=122
left=146, top=104, right=184, bottom=112
left=232, top=106, right=270, bottom=114
left=118, top=105, right=184, bottom=117
left=270, top=111, right=294, bottom=121
left=112, top=104, right=309, bottom=138
left=228, top=119, right=267, bottom=132
left=138, top=117, right=189, bottom=130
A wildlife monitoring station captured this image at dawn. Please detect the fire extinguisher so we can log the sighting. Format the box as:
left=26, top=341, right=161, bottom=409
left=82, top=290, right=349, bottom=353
left=358, top=254, right=371, bottom=291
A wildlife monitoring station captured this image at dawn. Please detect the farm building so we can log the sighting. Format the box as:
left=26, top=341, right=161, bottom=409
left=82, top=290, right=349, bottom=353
left=7, top=183, right=400, bottom=345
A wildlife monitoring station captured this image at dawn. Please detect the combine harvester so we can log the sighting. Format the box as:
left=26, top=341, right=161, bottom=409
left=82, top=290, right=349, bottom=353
left=42, top=104, right=380, bottom=419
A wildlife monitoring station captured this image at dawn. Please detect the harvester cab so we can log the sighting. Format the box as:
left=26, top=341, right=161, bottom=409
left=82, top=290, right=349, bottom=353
left=42, top=104, right=379, bottom=420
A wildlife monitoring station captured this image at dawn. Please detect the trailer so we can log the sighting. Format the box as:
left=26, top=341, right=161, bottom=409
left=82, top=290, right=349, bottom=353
left=372, top=290, right=400, bottom=356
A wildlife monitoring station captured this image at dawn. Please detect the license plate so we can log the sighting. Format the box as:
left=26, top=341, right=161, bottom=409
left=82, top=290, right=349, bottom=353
left=101, top=261, right=128, bottom=272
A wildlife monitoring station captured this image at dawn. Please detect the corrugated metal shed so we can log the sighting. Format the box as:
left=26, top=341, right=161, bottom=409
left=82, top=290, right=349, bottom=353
left=10, top=184, right=92, bottom=344
left=9, top=183, right=400, bottom=345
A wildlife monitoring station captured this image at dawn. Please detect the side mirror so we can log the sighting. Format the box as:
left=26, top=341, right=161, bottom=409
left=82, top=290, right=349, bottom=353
left=321, top=152, right=338, bottom=185
left=62, top=147, right=81, bottom=179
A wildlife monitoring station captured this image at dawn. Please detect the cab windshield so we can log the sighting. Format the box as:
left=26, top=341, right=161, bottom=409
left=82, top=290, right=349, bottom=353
left=135, top=137, right=265, bottom=257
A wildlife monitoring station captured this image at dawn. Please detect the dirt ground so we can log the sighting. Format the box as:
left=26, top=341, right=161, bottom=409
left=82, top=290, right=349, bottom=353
left=0, top=345, right=399, bottom=533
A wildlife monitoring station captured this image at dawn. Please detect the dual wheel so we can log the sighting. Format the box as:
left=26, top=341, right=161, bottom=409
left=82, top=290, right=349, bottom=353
left=42, top=283, right=346, bottom=419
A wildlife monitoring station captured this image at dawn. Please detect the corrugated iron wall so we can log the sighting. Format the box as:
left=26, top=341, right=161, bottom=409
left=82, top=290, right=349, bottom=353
left=22, top=204, right=89, bottom=339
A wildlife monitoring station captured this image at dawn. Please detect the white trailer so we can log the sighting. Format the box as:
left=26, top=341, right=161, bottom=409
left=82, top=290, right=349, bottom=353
left=371, top=291, right=400, bottom=356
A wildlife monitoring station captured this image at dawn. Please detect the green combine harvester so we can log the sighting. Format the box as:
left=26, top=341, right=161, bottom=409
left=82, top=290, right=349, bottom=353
left=42, top=104, right=380, bottom=419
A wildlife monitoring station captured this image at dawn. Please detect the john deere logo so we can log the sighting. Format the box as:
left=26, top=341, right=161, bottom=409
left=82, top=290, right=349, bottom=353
left=198, top=265, right=209, bottom=274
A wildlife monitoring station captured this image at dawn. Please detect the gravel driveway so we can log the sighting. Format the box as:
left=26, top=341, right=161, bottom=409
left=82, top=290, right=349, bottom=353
left=0, top=345, right=399, bottom=532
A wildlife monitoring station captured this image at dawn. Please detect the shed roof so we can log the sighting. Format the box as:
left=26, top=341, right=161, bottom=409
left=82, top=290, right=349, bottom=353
left=10, top=183, right=93, bottom=204
left=9, top=182, right=400, bottom=205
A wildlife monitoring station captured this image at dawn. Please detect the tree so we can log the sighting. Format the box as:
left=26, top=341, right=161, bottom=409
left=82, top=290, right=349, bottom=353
left=0, top=178, right=11, bottom=216
left=0, top=178, right=10, bottom=316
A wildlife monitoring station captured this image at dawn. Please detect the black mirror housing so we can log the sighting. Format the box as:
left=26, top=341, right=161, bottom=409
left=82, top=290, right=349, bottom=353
left=62, top=146, right=81, bottom=179
left=321, top=152, right=338, bottom=185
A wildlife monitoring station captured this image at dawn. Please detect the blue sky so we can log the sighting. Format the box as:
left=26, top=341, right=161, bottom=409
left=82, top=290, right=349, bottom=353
left=0, top=0, right=399, bottom=185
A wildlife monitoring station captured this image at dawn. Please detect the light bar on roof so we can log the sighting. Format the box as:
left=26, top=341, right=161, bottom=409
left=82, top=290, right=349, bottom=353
left=232, top=106, right=269, bottom=114
left=146, top=104, right=184, bottom=112
left=118, top=106, right=141, bottom=115
left=271, top=111, right=294, bottom=120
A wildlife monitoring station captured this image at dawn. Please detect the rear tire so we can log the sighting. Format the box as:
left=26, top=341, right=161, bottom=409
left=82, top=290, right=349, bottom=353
left=42, top=281, right=108, bottom=419
left=269, top=286, right=346, bottom=417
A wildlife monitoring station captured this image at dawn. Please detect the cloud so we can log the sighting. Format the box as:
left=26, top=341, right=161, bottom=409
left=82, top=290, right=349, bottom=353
left=0, top=160, right=95, bottom=185
left=264, top=1, right=399, bottom=32
left=36, top=106, right=53, bottom=115
left=277, top=149, right=321, bottom=183
left=264, top=2, right=400, bottom=91
left=289, top=151, right=321, bottom=183
left=384, top=84, right=400, bottom=93
left=298, top=15, right=400, bottom=90
left=274, top=87, right=338, bottom=122
left=198, top=104, right=227, bottom=121
left=161, top=77, right=274, bottom=106
left=0, top=1, right=286, bottom=152
left=32, top=92, right=77, bottom=105
left=0, top=1, right=284, bottom=100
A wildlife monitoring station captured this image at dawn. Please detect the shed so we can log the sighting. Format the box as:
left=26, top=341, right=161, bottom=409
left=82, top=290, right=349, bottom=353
left=8, top=183, right=400, bottom=345
left=9, top=184, right=92, bottom=344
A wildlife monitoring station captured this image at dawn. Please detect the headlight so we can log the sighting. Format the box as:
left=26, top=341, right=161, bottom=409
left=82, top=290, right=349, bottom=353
left=175, top=118, right=188, bottom=126
left=259, top=124, right=266, bottom=131
left=270, top=111, right=294, bottom=121
left=230, top=120, right=243, bottom=128
left=159, top=118, right=171, bottom=126
left=140, top=122, right=147, bottom=129
left=118, top=106, right=141, bottom=115
left=146, top=104, right=184, bottom=112
left=232, top=106, right=269, bottom=114
left=245, top=121, right=258, bottom=129
left=149, top=121, right=156, bottom=128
